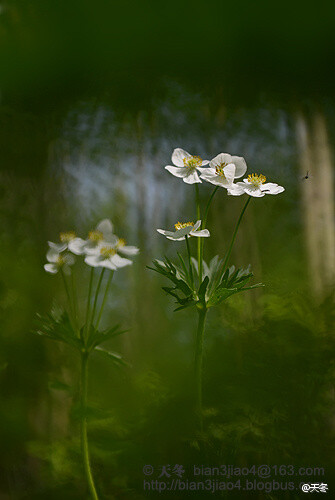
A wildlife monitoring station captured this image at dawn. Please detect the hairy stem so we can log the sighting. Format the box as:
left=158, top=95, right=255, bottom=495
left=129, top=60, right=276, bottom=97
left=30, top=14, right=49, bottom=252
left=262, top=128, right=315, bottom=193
left=71, top=270, right=79, bottom=331
left=81, top=353, right=99, bottom=500
left=95, top=270, right=114, bottom=330
left=195, top=183, right=202, bottom=282
left=194, top=307, right=207, bottom=433
left=90, top=268, right=105, bottom=330
left=60, top=269, right=76, bottom=330
left=84, top=268, right=94, bottom=343
left=221, top=196, right=251, bottom=272
left=185, top=235, right=194, bottom=290
left=200, top=186, right=219, bottom=281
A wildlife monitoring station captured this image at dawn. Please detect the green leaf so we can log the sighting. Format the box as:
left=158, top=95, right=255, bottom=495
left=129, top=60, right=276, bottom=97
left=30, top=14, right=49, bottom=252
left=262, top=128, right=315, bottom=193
left=34, top=310, right=82, bottom=350
left=149, top=258, right=193, bottom=298
left=94, top=346, right=129, bottom=367
left=207, top=287, right=238, bottom=307
left=198, top=276, right=209, bottom=304
left=86, top=324, right=127, bottom=350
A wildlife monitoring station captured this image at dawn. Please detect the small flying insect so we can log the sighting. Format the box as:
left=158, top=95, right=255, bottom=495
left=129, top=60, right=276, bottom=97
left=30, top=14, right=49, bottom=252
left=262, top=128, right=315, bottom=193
left=302, top=170, right=310, bottom=180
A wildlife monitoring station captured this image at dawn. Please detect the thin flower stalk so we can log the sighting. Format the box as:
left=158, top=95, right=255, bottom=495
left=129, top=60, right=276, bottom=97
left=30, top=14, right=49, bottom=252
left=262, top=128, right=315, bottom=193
left=194, top=306, right=207, bottom=433
left=80, top=352, right=99, bottom=500
left=95, top=271, right=114, bottom=330
left=185, top=235, right=194, bottom=290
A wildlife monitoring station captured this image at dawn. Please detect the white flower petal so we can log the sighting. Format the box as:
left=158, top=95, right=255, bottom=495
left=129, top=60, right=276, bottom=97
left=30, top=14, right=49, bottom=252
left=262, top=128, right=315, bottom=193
left=96, top=219, right=114, bottom=237
left=183, top=170, right=201, bottom=184
left=174, top=225, right=194, bottom=238
left=68, top=238, right=87, bottom=255
left=165, top=165, right=188, bottom=178
left=46, top=248, right=60, bottom=263
left=200, top=160, right=209, bottom=166
left=118, top=245, right=139, bottom=256
left=165, top=235, right=186, bottom=241
left=261, top=183, right=285, bottom=195
left=157, top=229, right=175, bottom=237
left=209, top=153, right=232, bottom=168
left=85, top=255, right=103, bottom=267
left=44, top=263, right=58, bottom=274
left=227, top=184, right=245, bottom=196
left=223, top=163, right=236, bottom=184
left=193, top=220, right=201, bottom=231
left=48, top=242, right=67, bottom=252
left=191, top=229, right=210, bottom=238
left=100, top=259, right=118, bottom=270
left=171, top=148, right=191, bottom=167
left=243, top=186, right=265, bottom=197
left=201, top=171, right=231, bottom=188
left=111, top=254, right=133, bottom=268
left=64, top=253, right=75, bottom=266
left=231, top=156, right=247, bottom=178
left=197, top=166, right=211, bottom=174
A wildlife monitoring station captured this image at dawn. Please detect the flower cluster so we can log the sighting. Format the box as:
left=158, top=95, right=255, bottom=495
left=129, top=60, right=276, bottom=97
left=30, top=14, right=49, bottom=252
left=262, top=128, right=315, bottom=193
left=44, top=219, right=139, bottom=274
left=165, top=148, right=284, bottom=197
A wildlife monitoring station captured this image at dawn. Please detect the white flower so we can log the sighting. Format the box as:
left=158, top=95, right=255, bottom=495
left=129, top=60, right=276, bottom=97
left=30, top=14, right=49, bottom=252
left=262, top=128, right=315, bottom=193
left=200, top=162, right=237, bottom=190
left=165, top=148, right=209, bottom=184
left=234, top=173, right=285, bottom=198
left=48, top=231, right=77, bottom=253
left=68, top=219, right=118, bottom=255
left=157, top=220, right=210, bottom=241
left=44, top=248, right=75, bottom=274
left=84, top=241, right=137, bottom=270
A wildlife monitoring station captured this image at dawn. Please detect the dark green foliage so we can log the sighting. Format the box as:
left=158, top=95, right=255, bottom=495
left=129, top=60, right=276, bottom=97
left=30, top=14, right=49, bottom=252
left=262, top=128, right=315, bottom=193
left=149, top=255, right=264, bottom=311
left=35, top=306, right=127, bottom=365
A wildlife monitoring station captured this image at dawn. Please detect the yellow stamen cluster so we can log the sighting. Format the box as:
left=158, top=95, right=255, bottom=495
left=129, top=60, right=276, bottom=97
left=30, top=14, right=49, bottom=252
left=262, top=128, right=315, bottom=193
left=88, top=230, right=104, bottom=242
left=174, top=221, right=194, bottom=230
left=183, top=156, right=202, bottom=169
left=60, top=231, right=76, bottom=242
left=247, top=173, right=266, bottom=187
left=215, top=162, right=229, bottom=177
left=100, top=246, right=116, bottom=258
left=117, top=238, right=126, bottom=248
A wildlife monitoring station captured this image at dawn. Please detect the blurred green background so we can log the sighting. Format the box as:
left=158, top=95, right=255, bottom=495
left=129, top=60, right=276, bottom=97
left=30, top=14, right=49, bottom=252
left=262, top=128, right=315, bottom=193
left=0, top=1, right=335, bottom=498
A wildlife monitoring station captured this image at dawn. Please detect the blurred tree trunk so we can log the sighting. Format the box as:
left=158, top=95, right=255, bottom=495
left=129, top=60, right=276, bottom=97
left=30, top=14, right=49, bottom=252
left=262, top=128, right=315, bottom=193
left=296, top=111, right=335, bottom=298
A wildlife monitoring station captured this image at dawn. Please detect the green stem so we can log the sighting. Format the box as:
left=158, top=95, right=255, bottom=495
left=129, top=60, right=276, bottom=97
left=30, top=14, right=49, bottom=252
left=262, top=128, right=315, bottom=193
left=221, top=195, right=251, bottom=272
left=203, top=185, right=219, bottom=229
left=194, top=306, right=207, bottom=433
left=81, top=353, right=99, bottom=500
left=95, top=271, right=114, bottom=330
left=195, top=183, right=201, bottom=282
left=84, top=268, right=94, bottom=343
left=185, top=235, right=194, bottom=290
left=71, top=270, right=79, bottom=331
left=90, top=268, right=105, bottom=330
left=60, top=269, right=76, bottom=328
left=199, top=186, right=219, bottom=281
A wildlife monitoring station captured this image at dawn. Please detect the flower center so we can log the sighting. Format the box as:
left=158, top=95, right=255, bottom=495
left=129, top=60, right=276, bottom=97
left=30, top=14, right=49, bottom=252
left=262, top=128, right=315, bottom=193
left=183, top=156, right=202, bottom=169
left=116, top=238, right=126, bottom=248
left=215, top=162, right=229, bottom=177
left=174, top=221, right=194, bottom=230
left=248, top=173, right=266, bottom=187
left=100, top=246, right=116, bottom=258
left=88, top=230, right=104, bottom=242
left=60, top=231, right=76, bottom=242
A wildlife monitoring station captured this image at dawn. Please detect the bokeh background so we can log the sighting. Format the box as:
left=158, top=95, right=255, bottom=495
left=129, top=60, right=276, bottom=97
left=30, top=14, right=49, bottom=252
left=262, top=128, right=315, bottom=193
left=0, top=1, right=335, bottom=498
